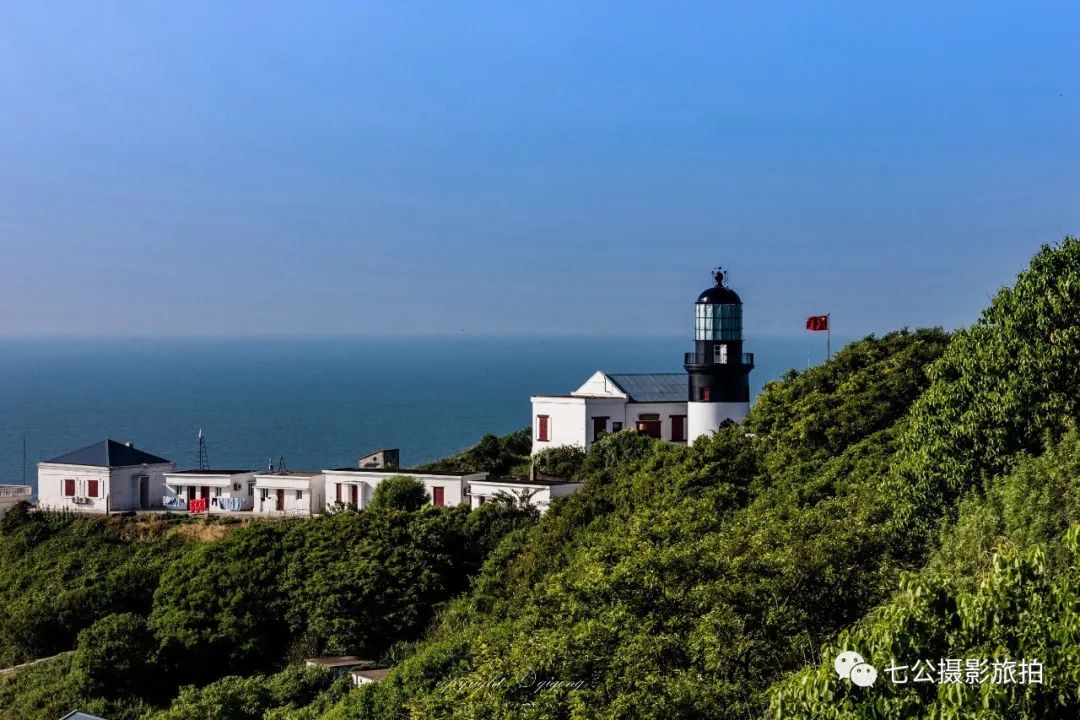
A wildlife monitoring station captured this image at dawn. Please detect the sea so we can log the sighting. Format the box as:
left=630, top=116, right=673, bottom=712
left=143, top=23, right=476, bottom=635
left=0, top=335, right=838, bottom=492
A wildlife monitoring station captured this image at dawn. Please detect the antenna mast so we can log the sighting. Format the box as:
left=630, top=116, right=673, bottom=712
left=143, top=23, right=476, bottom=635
left=197, top=429, right=211, bottom=471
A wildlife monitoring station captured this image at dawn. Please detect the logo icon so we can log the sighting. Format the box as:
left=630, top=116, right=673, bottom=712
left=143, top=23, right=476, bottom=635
left=835, top=651, right=878, bottom=687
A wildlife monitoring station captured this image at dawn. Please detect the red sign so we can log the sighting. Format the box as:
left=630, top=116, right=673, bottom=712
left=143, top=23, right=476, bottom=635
left=806, top=315, right=829, bottom=332
left=189, top=497, right=208, bottom=514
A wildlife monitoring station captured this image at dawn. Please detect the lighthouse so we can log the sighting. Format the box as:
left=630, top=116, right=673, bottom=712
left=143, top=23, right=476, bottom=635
left=684, top=267, right=754, bottom=441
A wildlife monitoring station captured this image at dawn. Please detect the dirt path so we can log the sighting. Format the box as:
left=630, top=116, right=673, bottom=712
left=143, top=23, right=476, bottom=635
left=0, top=650, right=74, bottom=676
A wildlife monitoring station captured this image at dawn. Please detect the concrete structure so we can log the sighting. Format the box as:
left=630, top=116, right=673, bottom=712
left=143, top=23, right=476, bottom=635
left=358, top=448, right=400, bottom=469
left=351, top=668, right=392, bottom=685
left=253, top=471, right=325, bottom=516
left=36, top=440, right=174, bottom=513
left=0, top=485, right=32, bottom=518
left=304, top=656, right=369, bottom=678
left=530, top=267, right=753, bottom=452
left=467, top=477, right=582, bottom=513
left=323, top=468, right=487, bottom=511
left=163, top=470, right=255, bottom=512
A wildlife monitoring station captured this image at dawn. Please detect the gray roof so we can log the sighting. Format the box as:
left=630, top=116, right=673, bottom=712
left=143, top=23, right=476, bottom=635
left=606, top=373, right=687, bottom=403
left=46, top=440, right=171, bottom=468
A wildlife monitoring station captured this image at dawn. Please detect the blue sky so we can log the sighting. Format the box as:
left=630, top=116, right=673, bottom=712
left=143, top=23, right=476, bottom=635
left=0, top=1, right=1077, bottom=338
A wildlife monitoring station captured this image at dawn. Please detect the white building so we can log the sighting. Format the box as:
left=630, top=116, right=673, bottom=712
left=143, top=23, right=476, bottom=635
left=36, top=440, right=174, bottom=513
left=531, top=371, right=690, bottom=455
left=163, top=469, right=255, bottom=512
left=253, top=471, right=326, bottom=517
left=322, top=468, right=488, bottom=511
left=531, top=268, right=754, bottom=453
left=468, top=477, right=582, bottom=513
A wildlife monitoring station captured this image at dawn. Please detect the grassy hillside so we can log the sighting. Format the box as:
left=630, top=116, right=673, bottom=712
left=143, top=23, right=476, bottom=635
left=288, top=237, right=1080, bottom=720
left=0, top=499, right=536, bottom=720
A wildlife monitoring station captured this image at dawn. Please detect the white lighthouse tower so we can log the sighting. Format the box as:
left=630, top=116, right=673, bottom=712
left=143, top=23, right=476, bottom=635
left=684, top=267, right=754, bottom=441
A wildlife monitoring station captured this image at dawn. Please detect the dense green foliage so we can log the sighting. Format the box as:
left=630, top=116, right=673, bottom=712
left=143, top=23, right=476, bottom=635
left=0, top=508, right=190, bottom=666
left=368, top=475, right=430, bottom=511
left=890, top=236, right=1080, bottom=549
left=415, top=429, right=532, bottom=477
left=153, top=665, right=339, bottom=720
left=531, top=444, right=587, bottom=479
left=71, top=612, right=158, bottom=699
left=0, top=500, right=534, bottom=719
left=771, top=433, right=1080, bottom=719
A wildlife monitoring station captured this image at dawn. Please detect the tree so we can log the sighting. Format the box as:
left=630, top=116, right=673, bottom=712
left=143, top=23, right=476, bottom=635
left=149, top=523, right=289, bottom=683
left=370, top=476, right=430, bottom=512
left=71, top=613, right=157, bottom=699
left=532, top=445, right=586, bottom=480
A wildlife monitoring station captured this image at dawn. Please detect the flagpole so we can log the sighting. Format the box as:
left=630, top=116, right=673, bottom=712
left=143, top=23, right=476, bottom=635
left=827, top=313, right=831, bottom=361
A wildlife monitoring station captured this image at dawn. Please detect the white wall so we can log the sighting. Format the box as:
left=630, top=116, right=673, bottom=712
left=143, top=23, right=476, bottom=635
left=468, top=481, right=584, bottom=513
left=37, top=463, right=110, bottom=513
left=687, top=401, right=749, bottom=441
left=110, top=463, right=173, bottom=511
left=164, top=473, right=256, bottom=512
left=323, top=470, right=481, bottom=512
left=581, top=397, right=631, bottom=446
left=253, top=474, right=325, bottom=517
left=530, top=397, right=588, bottom=455
left=37, top=462, right=173, bottom=513
left=623, top=402, right=690, bottom=444
left=572, top=371, right=628, bottom=398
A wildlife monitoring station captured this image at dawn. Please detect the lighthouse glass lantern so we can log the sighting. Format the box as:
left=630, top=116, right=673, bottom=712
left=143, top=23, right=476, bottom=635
left=694, top=301, right=742, bottom=341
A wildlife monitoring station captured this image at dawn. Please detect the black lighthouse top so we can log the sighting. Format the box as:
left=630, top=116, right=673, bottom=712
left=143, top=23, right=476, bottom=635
left=696, top=267, right=742, bottom=305
left=685, top=266, right=754, bottom=401
left=693, top=267, right=744, bottom=343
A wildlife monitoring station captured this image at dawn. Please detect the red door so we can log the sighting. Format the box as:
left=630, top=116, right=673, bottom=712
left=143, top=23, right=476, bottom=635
left=187, top=486, right=196, bottom=501
left=671, top=415, right=687, bottom=442
left=350, top=485, right=358, bottom=508
left=592, top=417, right=608, bottom=441
left=276, top=489, right=285, bottom=511
left=200, top=486, right=210, bottom=499
left=432, top=486, right=445, bottom=506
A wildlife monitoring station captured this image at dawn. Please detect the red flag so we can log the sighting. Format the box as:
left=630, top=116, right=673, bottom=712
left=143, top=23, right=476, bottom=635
left=806, top=315, right=829, bottom=332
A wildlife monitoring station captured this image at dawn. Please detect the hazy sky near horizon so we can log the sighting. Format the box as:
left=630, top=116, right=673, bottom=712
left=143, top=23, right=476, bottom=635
left=1, top=1, right=1078, bottom=338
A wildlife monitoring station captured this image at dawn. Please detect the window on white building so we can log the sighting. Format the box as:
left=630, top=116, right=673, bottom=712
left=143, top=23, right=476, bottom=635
left=296, top=490, right=303, bottom=500
left=537, top=415, right=550, bottom=441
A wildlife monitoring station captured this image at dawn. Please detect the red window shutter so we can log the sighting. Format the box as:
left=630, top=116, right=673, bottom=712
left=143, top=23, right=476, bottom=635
left=63, top=479, right=75, bottom=497
left=538, top=415, right=550, bottom=441
left=87, top=479, right=99, bottom=498
left=335, top=483, right=342, bottom=502
left=433, top=486, right=445, bottom=506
